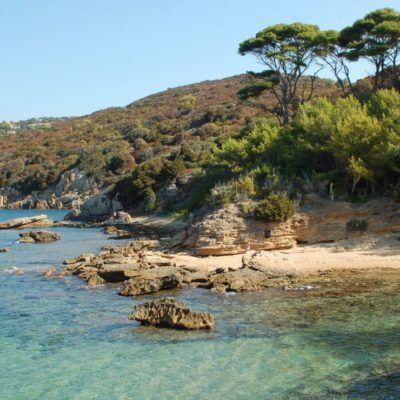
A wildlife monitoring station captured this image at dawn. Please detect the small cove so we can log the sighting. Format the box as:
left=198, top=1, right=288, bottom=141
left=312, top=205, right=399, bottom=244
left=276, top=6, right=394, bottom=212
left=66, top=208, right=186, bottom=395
left=1, top=210, right=400, bottom=399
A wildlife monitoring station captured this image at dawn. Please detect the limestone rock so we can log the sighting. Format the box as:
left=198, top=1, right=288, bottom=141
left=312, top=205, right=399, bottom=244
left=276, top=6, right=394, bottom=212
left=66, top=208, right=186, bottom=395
left=19, top=230, right=61, bottom=243
left=65, top=190, right=122, bottom=222
left=210, top=268, right=289, bottom=293
left=242, top=250, right=303, bottom=277
left=119, top=268, right=181, bottom=296
left=183, top=196, right=400, bottom=256
left=130, top=298, right=215, bottom=330
left=0, top=215, right=52, bottom=229
left=98, top=264, right=141, bottom=282
left=42, top=267, right=57, bottom=277
left=103, top=225, right=132, bottom=238
left=0, top=195, right=7, bottom=208
left=87, top=273, right=105, bottom=287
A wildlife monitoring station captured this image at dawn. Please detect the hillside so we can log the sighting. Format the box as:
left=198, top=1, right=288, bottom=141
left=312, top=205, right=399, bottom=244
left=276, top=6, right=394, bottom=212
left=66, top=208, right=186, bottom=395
left=0, top=74, right=338, bottom=212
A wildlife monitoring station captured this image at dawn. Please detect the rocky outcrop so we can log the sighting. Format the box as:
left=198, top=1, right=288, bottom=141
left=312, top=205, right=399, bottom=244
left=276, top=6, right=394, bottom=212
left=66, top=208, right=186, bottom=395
left=130, top=298, right=215, bottom=330
left=64, top=190, right=123, bottom=222
left=0, top=214, right=52, bottom=229
left=184, top=204, right=296, bottom=256
left=0, top=168, right=100, bottom=210
left=184, top=195, right=400, bottom=256
left=19, top=230, right=61, bottom=243
left=61, top=239, right=300, bottom=294
left=0, top=195, right=7, bottom=208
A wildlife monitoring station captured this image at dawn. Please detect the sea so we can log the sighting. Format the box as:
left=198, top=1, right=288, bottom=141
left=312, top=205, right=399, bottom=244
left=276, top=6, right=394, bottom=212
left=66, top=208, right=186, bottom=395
left=1, top=209, right=400, bottom=399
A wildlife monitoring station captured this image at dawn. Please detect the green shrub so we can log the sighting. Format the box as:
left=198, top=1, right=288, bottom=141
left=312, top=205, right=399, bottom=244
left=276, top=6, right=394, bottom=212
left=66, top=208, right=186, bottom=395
left=254, top=192, right=295, bottom=223
left=235, top=175, right=257, bottom=199
left=346, top=218, right=368, bottom=232
left=208, top=181, right=236, bottom=206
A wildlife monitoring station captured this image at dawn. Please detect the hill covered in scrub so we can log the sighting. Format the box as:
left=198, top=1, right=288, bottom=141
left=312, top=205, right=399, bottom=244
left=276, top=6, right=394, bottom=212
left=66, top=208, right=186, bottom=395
left=0, top=74, right=336, bottom=206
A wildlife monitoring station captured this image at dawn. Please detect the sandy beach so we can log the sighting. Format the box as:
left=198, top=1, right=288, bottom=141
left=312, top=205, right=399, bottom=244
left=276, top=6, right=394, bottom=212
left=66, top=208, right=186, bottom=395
left=173, top=233, right=400, bottom=276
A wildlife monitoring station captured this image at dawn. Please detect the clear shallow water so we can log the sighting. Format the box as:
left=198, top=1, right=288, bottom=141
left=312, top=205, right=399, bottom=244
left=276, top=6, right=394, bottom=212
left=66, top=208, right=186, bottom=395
left=1, top=211, right=400, bottom=399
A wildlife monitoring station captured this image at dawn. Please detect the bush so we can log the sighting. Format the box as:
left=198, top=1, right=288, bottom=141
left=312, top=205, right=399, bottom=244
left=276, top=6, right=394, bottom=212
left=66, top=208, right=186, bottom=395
left=254, top=192, right=295, bottom=223
left=346, top=218, right=368, bottom=232
left=208, top=181, right=236, bottom=206
left=235, top=175, right=257, bottom=199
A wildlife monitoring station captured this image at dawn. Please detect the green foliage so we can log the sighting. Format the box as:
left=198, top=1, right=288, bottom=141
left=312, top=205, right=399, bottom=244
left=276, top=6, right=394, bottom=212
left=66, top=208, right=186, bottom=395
left=212, top=89, right=400, bottom=197
left=346, top=218, right=368, bottom=232
left=254, top=192, right=295, bottom=223
left=340, top=8, right=400, bottom=89
left=115, top=157, right=185, bottom=211
left=239, top=23, right=325, bottom=124
left=296, top=94, right=400, bottom=192
left=213, top=121, right=279, bottom=172
left=208, top=181, right=236, bottom=206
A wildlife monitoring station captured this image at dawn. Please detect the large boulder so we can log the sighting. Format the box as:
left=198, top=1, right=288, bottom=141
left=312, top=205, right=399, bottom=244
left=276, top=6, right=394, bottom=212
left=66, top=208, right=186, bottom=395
left=19, top=230, right=61, bottom=243
left=65, top=191, right=123, bottom=222
left=130, top=298, right=215, bottom=330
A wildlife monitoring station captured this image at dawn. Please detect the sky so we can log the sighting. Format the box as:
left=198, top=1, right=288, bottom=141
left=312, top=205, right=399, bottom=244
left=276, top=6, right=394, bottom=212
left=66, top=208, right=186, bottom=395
left=1, top=0, right=399, bottom=121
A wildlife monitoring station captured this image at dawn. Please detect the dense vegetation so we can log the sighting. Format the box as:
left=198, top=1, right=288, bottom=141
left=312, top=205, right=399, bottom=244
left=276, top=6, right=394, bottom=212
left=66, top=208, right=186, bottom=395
left=209, top=89, right=400, bottom=202
left=1, top=7, right=400, bottom=220
left=0, top=76, right=260, bottom=192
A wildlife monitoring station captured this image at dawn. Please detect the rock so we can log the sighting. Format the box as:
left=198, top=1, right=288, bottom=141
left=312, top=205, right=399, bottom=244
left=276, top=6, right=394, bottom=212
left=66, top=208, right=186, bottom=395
left=103, top=225, right=132, bottom=238
left=119, top=268, right=181, bottom=296
left=0, top=248, right=9, bottom=253
left=184, top=204, right=297, bottom=256
left=98, top=264, right=140, bottom=282
left=0, top=195, right=7, bottom=208
left=109, top=211, right=134, bottom=224
left=87, top=273, right=105, bottom=287
left=0, top=215, right=52, bottom=229
left=65, top=190, right=122, bottom=222
left=19, top=230, right=61, bottom=243
left=183, top=196, right=400, bottom=256
left=130, top=298, right=215, bottom=330
left=210, top=268, right=288, bottom=293
left=242, top=251, right=303, bottom=277
left=42, top=267, right=57, bottom=277
left=104, top=226, right=119, bottom=235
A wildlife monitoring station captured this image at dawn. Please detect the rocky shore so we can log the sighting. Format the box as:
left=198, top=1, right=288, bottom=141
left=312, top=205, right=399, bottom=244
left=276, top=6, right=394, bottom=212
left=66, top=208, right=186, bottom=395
left=49, top=195, right=400, bottom=304
left=6, top=194, right=400, bottom=300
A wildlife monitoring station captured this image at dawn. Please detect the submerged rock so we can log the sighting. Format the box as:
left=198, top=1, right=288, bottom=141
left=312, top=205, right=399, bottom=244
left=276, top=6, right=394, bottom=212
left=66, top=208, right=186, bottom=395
left=42, top=267, right=57, bottom=277
left=130, top=298, right=215, bottom=330
left=19, top=230, right=61, bottom=243
left=0, top=248, right=9, bottom=253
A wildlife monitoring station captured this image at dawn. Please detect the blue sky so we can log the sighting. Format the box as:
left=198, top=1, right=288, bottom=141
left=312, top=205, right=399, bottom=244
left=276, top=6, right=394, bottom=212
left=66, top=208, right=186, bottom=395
left=1, top=0, right=398, bottom=120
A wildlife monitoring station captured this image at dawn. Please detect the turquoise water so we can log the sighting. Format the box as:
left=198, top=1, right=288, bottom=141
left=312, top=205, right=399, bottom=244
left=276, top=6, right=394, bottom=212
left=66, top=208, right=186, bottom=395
left=1, top=210, right=400, bottom=399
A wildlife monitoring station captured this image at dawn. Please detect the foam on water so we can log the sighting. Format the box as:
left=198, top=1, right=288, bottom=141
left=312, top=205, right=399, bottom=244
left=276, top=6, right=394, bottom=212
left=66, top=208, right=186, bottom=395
left=1, top=210, right=400, bottom=399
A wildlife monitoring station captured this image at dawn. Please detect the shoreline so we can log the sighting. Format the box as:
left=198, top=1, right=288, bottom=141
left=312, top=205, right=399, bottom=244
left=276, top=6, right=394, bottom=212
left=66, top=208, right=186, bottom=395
left=59, top=231, right=400, bottom=296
